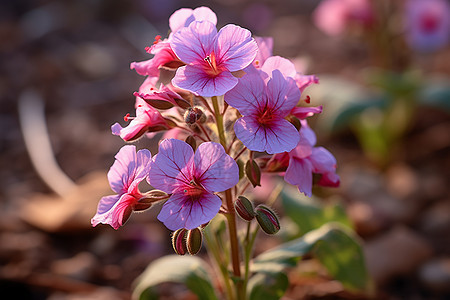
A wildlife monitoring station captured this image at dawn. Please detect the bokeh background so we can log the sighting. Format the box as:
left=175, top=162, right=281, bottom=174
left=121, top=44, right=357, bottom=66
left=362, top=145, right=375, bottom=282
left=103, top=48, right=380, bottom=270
left=1, top=0, right=449, bottom=299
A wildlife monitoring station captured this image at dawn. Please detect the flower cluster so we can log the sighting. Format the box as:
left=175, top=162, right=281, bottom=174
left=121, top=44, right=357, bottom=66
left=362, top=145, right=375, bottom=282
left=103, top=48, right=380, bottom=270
left=313, top=0, right=450, bottom=52
left=92, top=7, right=339, bottom=236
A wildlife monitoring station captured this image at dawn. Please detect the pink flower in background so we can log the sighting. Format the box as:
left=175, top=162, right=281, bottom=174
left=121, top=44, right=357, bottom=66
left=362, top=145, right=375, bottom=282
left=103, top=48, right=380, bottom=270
left=405, top=0, right=450, bottom=52
left=225, top=68, right=301, bottom=154
left=112, top=103, right=169, bottom=142
left=148, top=139, right=239, bottom=230
left=92, top=145, right=151, bottom=229
left=284, top=120, right=340, bottom=197
left=170, top=21, right=258, bottom=97
left=313, top=0, right=373, bottom=36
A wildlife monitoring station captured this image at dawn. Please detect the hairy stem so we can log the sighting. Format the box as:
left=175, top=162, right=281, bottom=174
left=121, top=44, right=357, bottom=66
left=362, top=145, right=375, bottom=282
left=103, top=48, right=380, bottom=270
left=224, top=189, right=243, bottom=299
left=212, top=96, right=227, bottom=149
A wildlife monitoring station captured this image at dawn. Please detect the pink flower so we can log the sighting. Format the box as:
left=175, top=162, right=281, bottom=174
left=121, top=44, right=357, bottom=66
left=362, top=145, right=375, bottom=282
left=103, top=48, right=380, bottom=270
left=130, top=39, right=184, bottom=77
left=313, top=0, right=373, bottom=37
left=170, top=21, right=258, bottom=97
left=283, top=121, right=340, bottom=197
left=405, top=0, right=450, bottom=52
left=260, top=56, right=322, bottom=119
left=134, top=79, right=190, bottom=109
left=91, top=145, right=151, bottom=229
left=148, top=139, right=239, bottom=230
left=225, top=67, right=301, bottom=154
left=111, top=103, right=170, bottom=142
left=131, top=7, right=218, bottom=78
left=261, top=56, right=320, bottom=92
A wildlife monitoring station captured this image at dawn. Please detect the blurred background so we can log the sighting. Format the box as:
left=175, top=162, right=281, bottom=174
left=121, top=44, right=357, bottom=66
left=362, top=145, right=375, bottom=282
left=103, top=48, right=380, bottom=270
left=0, top=0, right=449, bottom=299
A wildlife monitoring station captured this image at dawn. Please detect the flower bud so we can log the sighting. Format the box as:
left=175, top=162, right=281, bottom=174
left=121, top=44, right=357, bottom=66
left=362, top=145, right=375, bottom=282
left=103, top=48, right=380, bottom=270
left=255, top=205, right=280, bottom=235
left=235, top=196, right=256, bottom=221
left=172, top=229, right=188, bottom=255
left=186, top=228, right=203, bottom=255
left=136, top=190, right=170, bottom=211
left=286, top=115, right=301, bottom=131
left=245, top=159, right=261, bottom=187
left=184, top=107, right=205, bottom=124
left=185, top=135, right=197, bottom=151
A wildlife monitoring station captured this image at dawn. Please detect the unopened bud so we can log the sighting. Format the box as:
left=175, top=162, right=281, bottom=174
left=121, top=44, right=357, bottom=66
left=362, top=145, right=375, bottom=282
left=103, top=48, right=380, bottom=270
left=139, top=190, right=170, bottom=209
left=172, top=229, right=188, bottom=255
left=255, top=205, right=280, bottom=235
left=245, top=159, right=261, bottom=187
left=185, top=135, right=197, bottom=151
left=121, top=206, right=133, bottom=225
left=235, top=196, right=256, bottom=221
left=186, top=228, right=203, bottom=255
left=287, top=115, right=301, bottom=131
left=184, top=107, right=205, bottom=124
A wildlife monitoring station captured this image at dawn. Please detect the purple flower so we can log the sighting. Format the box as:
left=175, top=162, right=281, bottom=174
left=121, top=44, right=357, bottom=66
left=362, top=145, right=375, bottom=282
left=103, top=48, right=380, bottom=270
left=170, top=21, right=258, bottom=97
left=284, top=121, right=340, bottom=197
left=148, top=139, right=239, bottom=230
left=225, top=67, right=301, bottom=154
left=259, top=56, right=322, bottom=119
left=91, top=145, right=152, bottom=229
left=405, top=0, right=450, bottom=52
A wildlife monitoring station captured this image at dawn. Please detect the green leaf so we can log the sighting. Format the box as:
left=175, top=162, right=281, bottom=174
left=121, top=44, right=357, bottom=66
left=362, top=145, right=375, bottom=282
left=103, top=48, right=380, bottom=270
left=132, top=255, right=218, bottom=300
left=280, top=186, right=352, bottom=236
left=331, top=96, right=387, bottom=131
left=248, top=272, right=289, bottom=300
left=252, top=223, right=372, bottom=292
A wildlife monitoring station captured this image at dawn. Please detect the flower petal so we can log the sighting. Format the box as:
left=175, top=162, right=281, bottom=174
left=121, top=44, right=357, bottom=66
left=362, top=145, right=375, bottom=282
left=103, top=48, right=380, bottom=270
left=294, top=73, right=319, bottom=92
left=290, top=106, right=323, bottom=120
left=169, top=8, right=195, bottom=33
left=157, top=192, right=222, bottom=230
left=107, top=145, right=151, bottom=194
left=193, top=7, right=217, bottom=26
left=91, top=194, right=135, bottom=230
left=285, top=157, right=314, bottom=197
left=266, top=69, right=301, bottom=115
left=172, top=64, right=238, bottom=97
left=262, top=56, right=297, bottom=78
left=169, top=7, right=217, bottom=33
left=224, top=71, right=265, bottom=115
left=254, top=36, right=273, bottom=66
left=148, top=139, right=194, bottom=193
left=194, top=142, right=239, bottom=192
left=130, top=59, right=159, bottom=77
left=214, top=24, right=258, bottom=72
left=171, top=21, right=217, bottom=64
left=234, top=116, right=299, bottom=154
left=310, top=147, right=337, bottom=174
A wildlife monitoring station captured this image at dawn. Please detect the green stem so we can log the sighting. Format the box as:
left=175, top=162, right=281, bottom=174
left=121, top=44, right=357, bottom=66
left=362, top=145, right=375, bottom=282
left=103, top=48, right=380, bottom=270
left=224, top=189, right=243, bottom=299
left=212, top=96, right=227, bottom=149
